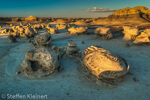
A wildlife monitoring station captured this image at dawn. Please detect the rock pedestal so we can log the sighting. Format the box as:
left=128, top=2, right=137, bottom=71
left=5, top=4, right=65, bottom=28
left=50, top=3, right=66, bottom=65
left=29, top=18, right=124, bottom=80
left=122, top=26, right=139, bottom=41
left=94, top=27, right=113, bottom=40
left=34, top=32, right=52, bottom=47
left=66, top=42, right=80, bottom=55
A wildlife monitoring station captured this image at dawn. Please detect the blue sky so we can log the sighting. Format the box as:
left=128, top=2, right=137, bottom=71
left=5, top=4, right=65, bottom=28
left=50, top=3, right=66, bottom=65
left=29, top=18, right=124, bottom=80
left=0, top=0, right=150, bottom=18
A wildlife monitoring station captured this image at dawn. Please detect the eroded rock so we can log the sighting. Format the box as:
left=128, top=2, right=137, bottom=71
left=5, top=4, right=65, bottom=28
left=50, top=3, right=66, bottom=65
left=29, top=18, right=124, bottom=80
left=94, top=27, right=113, bottom=40
left=123, top=26, right=139, bottom=41
left=25, top=27, right=37, bottom=39
left=56, top=24, right=69, bottom=29
left=68, top=27, right=88, bottom=35
left=66, top=42, right=80, bottom=55
left=80, top=46, right=129, bottom=87
left=20, top=47, right=65, bottom=78
left=34, top=32, right=52, bottom=47
left=133, top=32, right=150, bottom=44
left=47, top=27, right=59, bottom=34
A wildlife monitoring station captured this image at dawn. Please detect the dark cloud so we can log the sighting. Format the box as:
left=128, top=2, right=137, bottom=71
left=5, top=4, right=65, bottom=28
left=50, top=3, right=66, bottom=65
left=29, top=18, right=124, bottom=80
left=84, top=7, right=116, bottom=12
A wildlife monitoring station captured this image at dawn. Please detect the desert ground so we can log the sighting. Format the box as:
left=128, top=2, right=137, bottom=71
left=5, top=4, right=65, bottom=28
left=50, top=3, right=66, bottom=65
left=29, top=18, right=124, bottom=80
left=0, top=20, right=150, bottom=100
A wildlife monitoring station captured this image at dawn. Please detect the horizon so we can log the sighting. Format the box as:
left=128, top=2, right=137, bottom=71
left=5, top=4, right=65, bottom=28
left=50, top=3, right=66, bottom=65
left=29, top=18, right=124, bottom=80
left=0, top=0, right=150, bottom=18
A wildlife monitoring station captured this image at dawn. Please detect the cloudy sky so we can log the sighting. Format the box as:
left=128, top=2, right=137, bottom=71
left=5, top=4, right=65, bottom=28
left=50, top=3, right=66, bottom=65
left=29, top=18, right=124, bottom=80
left=0, top=0, right=150, bottom=18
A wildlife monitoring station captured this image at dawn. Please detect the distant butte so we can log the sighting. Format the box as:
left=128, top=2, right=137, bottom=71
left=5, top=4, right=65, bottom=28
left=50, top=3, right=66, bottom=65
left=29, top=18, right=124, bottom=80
left=108, top=6, right=150, bottom=24
left=92, top=6, right=150, bottom=24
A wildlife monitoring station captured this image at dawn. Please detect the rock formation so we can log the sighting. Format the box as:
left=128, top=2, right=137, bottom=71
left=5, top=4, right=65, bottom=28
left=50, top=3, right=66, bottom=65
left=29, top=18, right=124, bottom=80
left=66, top=42, right=80, bottom=55
left=48, top=27, right=59, bottom=34
left=94, top=27, right=113, bottom=40
left=122, top=26, right=139, bottom=41
left=25, top=27, right=37, bottom=39
left=68, top=27, right=88, bottom=35
left=24, top=15, right=37, bottom=21
left=92, top=6, right=150, bottom=24
left=20, top=47, right=61, bottom=78
left=34, top=32, right=52, bottom=47
left=144, top=28, right=150, bottom=37
left=56, top=24, right=69, bottom=29
left=133, top=32, right=150, bottom=44
left=73, top=20, right=88, bottom=25
left=81, top=46, right=129, bottom=87
left=55, top=19, right=68, bottom=23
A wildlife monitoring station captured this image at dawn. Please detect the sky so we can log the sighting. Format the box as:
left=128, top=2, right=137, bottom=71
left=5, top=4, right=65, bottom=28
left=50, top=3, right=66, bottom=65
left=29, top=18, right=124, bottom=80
left=0, top=0, right=150, bottom=18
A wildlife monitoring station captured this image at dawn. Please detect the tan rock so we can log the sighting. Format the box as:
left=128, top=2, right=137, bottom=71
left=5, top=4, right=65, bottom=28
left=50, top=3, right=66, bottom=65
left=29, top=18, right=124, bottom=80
left=144, top=29, right=150, bottom=37
left=95, top=27, right=110, bottom=35
left=133, top=32, right=150, bottom=44
left=68, top=27, right=76, bottom=34
left=74, top=20, right=88, bottom=25
left=95, top=27, right=113, bottom=40
left=81, top=46, right=129, bottom=87
left=24, top=15, right=37, bottom=21
left=49, top=27, right=59, bottom=34
left=56, top=24, right=69, bottom=29
left=25, top=27, right=37, bottom=38
left=34, top=32, right=52, bottom=47
left=123, top=26, right=139, bottom=40
left=68, top=27, right=88, bottom=35
left=76, top=27, right=88, bottom=35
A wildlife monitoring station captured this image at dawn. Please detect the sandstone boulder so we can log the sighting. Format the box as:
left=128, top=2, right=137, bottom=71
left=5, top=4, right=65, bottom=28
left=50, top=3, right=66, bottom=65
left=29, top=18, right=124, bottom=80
left=48, top=27, right=59, bottom=34
left=20, top=47, right=61, bottom=77
left=133, top=32, right=150, bottom=44
left=56, top=24, right=69, bottom=29
left=68, top=27, right=76, bottom=34
left=81, top=46, right=129, bottom=87
left=34, top=32, right=52, bottom=47
left=25, top=27, right=37, bottom=39
left=122, top=26, right=139, bottom=41
left=144, top=28, right=150, bottom=37
left=94, top=27, right=113, bottom=40
left=68, top=27, right=88, bottom=35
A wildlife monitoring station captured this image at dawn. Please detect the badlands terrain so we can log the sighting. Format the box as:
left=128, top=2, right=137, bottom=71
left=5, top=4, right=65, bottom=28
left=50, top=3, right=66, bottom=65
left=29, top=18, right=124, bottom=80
left=0, top=6, right=150, bottom=100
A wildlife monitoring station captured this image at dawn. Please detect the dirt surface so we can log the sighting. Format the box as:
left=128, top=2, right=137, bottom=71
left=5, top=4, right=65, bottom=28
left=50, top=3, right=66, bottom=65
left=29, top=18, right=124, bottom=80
left=0, top=24, right=150, bottom=100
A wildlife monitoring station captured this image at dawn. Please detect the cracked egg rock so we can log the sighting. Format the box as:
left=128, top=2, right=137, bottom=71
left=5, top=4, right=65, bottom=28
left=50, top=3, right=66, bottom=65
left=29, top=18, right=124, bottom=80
left=81, top=46, right=129, bottom=86
left=20, top=47, right=64, bottom=78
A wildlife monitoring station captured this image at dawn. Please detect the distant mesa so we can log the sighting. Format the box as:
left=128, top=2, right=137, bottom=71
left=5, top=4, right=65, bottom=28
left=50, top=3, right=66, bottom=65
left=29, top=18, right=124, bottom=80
left=93, top=6, right=150, bottom=24
left=112, top=6, right=150, bottom=15
left=24, top=15, right=37, bottom=21
left=54, top=19, right=68, bottom=23
left=108, top=6, right=150, bottom=24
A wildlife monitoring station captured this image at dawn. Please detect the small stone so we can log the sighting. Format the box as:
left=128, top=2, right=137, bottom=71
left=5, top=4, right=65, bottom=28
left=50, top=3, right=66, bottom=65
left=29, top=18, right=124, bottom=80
left=133, top=77, right=138, bottom=82
left=16, top=71, right=21, bottom=75
left=66, top=93, right=69, bottom=95
left=81, top=41, right=84, bottom=44
left=125, top=43, right=129, bottom=47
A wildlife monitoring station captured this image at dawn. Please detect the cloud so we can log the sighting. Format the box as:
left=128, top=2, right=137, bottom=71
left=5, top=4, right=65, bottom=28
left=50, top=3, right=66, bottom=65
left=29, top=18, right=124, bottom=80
left=84, top=7, right=116, bottom=12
